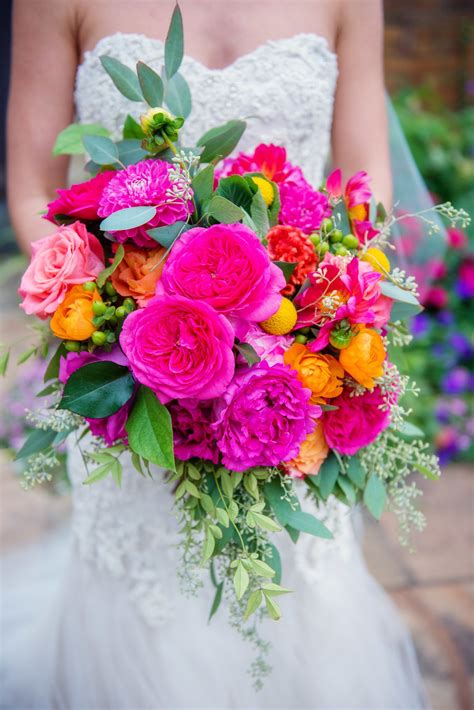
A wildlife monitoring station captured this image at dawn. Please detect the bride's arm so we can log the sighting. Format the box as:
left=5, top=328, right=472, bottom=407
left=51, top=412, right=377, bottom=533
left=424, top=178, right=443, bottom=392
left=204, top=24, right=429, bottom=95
left=7, top=0, right=78, bottom=253
left=331, top=0, right=392, bottom=208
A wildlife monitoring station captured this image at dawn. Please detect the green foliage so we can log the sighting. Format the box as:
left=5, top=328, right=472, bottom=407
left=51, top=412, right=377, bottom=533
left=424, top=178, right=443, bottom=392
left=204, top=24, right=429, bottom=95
left=137, top=61, right=164, bottom=106
left=100, top=56, right=143, bottom=102
left=116, top=139, right=148, bottom=166
left=100, top=206, right=157, bottom=232
left=197, top=120, right=247, bottom=163
left=96, top=244, right=125, bottom=288
left=52, top=123, right=110, bottom=156
left=126, top=386, right=175, bottom=470
left=363, top=474, right=387, bottom=520
left=123, top=115, right=145, bottom=140
left=164, top=3, right=184, bottom=79
left=59, top=362, right=135, bottom=418
left=147, top=221, right=192, bottom=248
left=164, top=73, right=192, bottom=118
left=82, top=135, right=119, bottom=165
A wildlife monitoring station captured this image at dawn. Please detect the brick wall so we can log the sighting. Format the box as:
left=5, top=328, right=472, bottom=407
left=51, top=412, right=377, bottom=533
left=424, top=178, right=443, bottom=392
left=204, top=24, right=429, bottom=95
left=384, top=0, right=473, bottom=107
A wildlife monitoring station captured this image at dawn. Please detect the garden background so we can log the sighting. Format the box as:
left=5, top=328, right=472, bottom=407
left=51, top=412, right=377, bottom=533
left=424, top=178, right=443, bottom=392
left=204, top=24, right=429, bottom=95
left=0, top=1, right=473, bottom=708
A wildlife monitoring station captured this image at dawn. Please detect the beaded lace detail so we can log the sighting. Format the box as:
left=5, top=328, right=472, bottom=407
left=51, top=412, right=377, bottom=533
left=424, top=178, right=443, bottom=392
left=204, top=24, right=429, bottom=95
left=71, top=34, right=354, bottom=626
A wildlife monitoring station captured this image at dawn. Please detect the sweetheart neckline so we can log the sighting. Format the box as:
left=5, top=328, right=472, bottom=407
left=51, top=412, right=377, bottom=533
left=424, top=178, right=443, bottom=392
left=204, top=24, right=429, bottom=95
left=79, top=31, right=338, bottom=75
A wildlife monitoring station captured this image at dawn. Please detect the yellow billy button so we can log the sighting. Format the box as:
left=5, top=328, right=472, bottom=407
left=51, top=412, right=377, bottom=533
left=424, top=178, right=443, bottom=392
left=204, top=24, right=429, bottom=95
left=259, top=297, right=298, bottom=335
left=362, top=247, right=390, bottom=275
left=251, top=177, right=274, bottom=207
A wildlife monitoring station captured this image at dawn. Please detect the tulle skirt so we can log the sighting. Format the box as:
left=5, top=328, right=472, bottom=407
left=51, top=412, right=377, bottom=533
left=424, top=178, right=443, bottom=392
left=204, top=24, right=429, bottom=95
left=1, top=517, right=428, bottom=710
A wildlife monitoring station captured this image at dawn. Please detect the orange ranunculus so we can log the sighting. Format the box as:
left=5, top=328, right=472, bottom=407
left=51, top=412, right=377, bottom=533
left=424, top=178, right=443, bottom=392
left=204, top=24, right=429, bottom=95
left=111, top=243, right=167, bottom=307
left=284, top=342, right=344, bottom=404
left=50, top=284, right=102, bottom=340
left=286, top=421, right=329, bottom=478
left=339, top=326, right=385, bottom=389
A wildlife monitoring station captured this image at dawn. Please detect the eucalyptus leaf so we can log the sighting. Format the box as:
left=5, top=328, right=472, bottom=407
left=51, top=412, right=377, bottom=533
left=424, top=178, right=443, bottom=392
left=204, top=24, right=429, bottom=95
left=59, top=362, right=135, bottom=418
left=164, top=72, right=192, bottom=118
left=100, top=205, right=157, bottom=232
left=390, top=300, right=423, bottom=320
left=381, top=280, right=421, bottom=306
left=284, top=510, right=333, bottom=539
left=15, top=428, right=57, bottom=461
left=197, top=119, right=246, bottom=163
left=346, top=457, right=366, bottom=489
left=399, top=421, right=425, bottom=438
left=313, top=453, right=340, bottom=499
left=205, top=195, right=244, bottom=224
left=52, top=123, right=110, bottom=156
left=100, top=56, right=143, bottom=101
left=337, top=476, right=357, bottom=505
left=126, top=386, right=175, bottom=470
left=83, top=135, right=119, bottom=165
left=117, top=139, right=148, bottom=166
left=363, top=474, right=387, bottom=520
left=164, top=3, right=184, bottom=79
left=137, top=61, right=164, bottom=106
left=147, top=221, right=191, bottom=248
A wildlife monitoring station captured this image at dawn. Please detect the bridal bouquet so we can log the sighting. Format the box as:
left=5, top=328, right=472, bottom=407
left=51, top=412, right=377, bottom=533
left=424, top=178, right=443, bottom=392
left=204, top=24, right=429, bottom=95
left=10, top=3, right=469, bottom=648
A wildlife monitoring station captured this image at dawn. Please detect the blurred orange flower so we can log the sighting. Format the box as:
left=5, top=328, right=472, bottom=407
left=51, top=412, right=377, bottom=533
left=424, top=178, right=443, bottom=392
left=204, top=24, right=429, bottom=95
left=286, top=421, right=329, bottom=478
left=111, top=244, right=167, bottom=307
left=284, top=342, right=344, bottom=403
left=50, top=285, right=102, bottom=340
left=339, top=326, right=385, bottom=389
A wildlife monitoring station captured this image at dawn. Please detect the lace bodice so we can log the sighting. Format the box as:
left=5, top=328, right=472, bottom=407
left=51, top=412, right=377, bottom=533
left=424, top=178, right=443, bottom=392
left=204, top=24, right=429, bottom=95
left=71, top=34, right=355, bottom=626
left=75, top=32, right=338, bottom=186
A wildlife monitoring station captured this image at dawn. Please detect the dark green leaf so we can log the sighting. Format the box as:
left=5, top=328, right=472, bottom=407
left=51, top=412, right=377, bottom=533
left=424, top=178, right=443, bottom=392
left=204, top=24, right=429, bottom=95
left=96, top=244, right=125, bottom=288
left=137, top=61, right=164, bottom=106
left=100, top=56, right=143, bottom=101
left=15, top=428, right=57, bottom=460
left=284, top=510, right=333, bottom=539
left=164, top=3, right=184, bottom=79
left=346, top=457, right=366, bottom=489
left=117, top=139, right=148, bottom=166
left=249, top=189, right=270, bottom=237
left=266, top=544, right=282, bottom=585
left=191, top=165, right=215, bottom=211
left=313, top=453, right=340, bottom=499
left=208, top=581, right=224, bottom=622
left=268, top=181, right=281, bottom=226
left=363, top=474, right=387, bottom=520
left=100, top=206, right=157, bottom=232
left=205, top=195, right=244, bottom=224
left=215, top=175, right=254, bottom=213
left=274, top=261, right=298, bottom=283
left=83, top=135, right=119, bottom=165
left=285, top=525, right=300, bottom=543
left=123, top=115, right=145, bottom=140
left=59, top=362, right=135, bottom=417
left=52, top=123, right=110, bottom=156
left=197, top=120, right=247, bottom=163
left=44, top=343, right=67, bottom=382
left=147, top=221, right=191, bottom=248
left=164, top=72, right=192, bottom=118
left=264, top=477, right=301, bottom=526
left=126, top=386, right=175, bottom=470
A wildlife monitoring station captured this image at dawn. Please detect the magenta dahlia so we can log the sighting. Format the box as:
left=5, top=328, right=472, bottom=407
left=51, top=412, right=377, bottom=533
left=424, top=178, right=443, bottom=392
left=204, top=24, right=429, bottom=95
left=98, top=159, right=193, bottom=247
left=279, top=181, right=331, bottom=234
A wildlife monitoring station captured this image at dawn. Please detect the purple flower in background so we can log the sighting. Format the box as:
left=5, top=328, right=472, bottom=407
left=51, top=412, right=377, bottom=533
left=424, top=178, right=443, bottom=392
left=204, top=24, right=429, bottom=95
left=449, top=398, right=468, bottom=417
left=456, top=257, right=474, bottom=299
left=449, top=333, right=472, bottom=359
left=441, top=367, right=470, bottom=395
left=436, top=310, right=454, bottom=326
left=411, top=313, right=430, bottom=337
left=435, top=401, right=451, bottom=424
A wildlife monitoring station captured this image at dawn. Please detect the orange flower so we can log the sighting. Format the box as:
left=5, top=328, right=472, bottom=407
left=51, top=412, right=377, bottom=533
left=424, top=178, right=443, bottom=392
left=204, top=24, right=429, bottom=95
left=284, top=342, right=344, bottom=404
left=339, top=326, right=385, bottom=389
left=50, top=285, right=102, bottom=340
left=286, top=421, right=329, bottom=477
left=111, top=244, right=167, bottom=307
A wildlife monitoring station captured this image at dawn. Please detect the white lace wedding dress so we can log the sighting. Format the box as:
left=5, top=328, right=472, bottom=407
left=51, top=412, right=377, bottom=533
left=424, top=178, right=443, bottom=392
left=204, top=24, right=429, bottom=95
left=1, top=34, right=428, bottom=710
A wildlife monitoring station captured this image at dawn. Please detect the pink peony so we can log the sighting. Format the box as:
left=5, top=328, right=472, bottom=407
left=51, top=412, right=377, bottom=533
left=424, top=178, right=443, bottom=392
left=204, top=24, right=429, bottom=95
left=45, top=171, right=115, bottom=223
left=169, top=399, right=219, bottom=463
left=447, top=227, right=467, bottom=249
left=120, top=294, right=235, bottom=403
left=59, top=348, right=132, bottom=446
left=19, top=221, right=105, bottom=319
left=279, top=181, right=331, bottom=233
left=213, top=362, right=319, bottom=471
left=238, top=323, right=292, bottom=366
left=322, top=387, right=390, bottom=455
left=217, top=144, right=305, bottom=185
left=156, top=223, right=285, bottom=322
left=353, top=220, right=380, bottom=245
left=97, top=159, right=193, bottom=247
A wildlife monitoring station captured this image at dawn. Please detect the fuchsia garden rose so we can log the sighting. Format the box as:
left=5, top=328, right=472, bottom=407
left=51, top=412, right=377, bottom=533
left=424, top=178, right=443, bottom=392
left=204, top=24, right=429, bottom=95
left=120, top=294, right=235, bottom=403
left=156, top=223, right=285, bottom=323
left=19, top=221, right=105, bottom=319
left=213, top=362, right=320, bottom=471
left=45, top=171, right=115, bottom=223
left=322, top=387, right=391, bottom=455
left=169, top=399, right=219, bottom=464
left=98, top=159, right=193, bottom=247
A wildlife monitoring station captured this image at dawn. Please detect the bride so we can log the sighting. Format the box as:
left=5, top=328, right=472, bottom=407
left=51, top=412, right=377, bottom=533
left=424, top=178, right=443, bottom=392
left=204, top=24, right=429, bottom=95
left=4, top=1, right=427, bottom=708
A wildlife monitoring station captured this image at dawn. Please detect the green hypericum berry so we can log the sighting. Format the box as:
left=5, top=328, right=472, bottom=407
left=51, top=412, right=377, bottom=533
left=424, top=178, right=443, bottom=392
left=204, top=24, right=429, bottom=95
left=342, top=234, right=360, bottom=249
left=321, top=218, right=333, bottom=233
left=105, top=282, right=117, bottom=297
left=335, top=246, right=349, bottom=256
left=309, top=233, right=320, bottom=246
left=123, top=298, right=136, bottom=313
left=82, top=281, right=96, bottom=292
left=329, top=229, right=343, bottom=243
left=115, top=306, right=128, bottom=319
left=294, top=334, right=308, bottom=345
left=64, top=340, right=81, bottom=352
left=92, top=301, right=107, bottom=316
left=318, top=242, right=330, bottom=255
left=91, top=331, right=107, bottom=346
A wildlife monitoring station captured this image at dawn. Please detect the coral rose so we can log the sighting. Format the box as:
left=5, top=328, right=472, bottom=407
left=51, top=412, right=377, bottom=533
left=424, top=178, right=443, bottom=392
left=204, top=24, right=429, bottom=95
left=266, top=225, right=317, bottom=296
left=110, top=243, right=167, bottom=307
left=284, top=343, right=344, bottom=403
left=120, top=294, right=235, bottom=403
left=213, top=362, right=319, bottom=471
left=45, top=171, right=114, bottom=223
left=19, top=222, right=105, bottom=319
left=322, top=387, right=390, bottom=455
left=284, top=421, right=329, bottom=478
left=50, top=285, right=102, bottom=341
left=339, top=326, right=386, bottom=389
left=156, top=223, right=285, bottom=323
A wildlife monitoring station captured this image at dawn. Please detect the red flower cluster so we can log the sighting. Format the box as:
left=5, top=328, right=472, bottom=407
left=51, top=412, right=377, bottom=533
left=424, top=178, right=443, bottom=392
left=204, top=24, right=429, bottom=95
left=266, top=225, right=317, bottom=296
